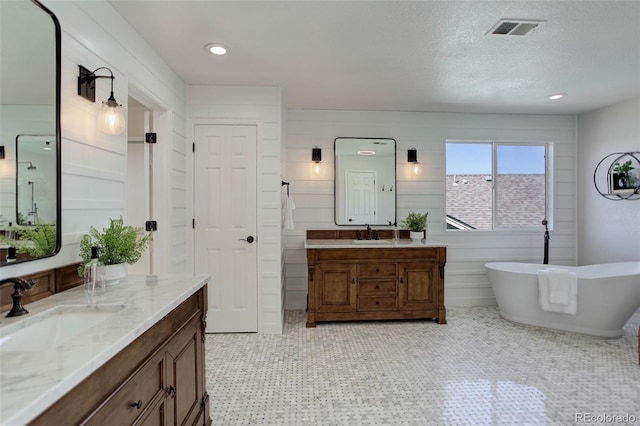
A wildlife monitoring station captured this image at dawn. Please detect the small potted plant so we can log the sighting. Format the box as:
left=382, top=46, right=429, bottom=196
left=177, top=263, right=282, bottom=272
left=401, top=211, right=428, bottom=243
left=613, top=160, right=636, bottom=189
left=0, top=220, right=57, bottom=259
left=78, top=216, right=151, bottom=284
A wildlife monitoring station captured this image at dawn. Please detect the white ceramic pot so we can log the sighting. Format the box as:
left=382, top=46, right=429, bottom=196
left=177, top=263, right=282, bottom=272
left=409, top=231, right=424, bottom=243
left=100, top=263, right=128, bottom=286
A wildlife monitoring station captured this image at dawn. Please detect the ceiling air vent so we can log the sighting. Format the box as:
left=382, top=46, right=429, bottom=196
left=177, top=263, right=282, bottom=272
left=488, top=19, right=544, bottom=36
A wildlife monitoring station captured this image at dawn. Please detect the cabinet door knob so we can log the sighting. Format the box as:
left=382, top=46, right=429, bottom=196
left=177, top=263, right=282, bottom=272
left=375, top=300, right=379, bottom=305
left=168, top=385, right=177, bottom=399
left=376, top=268, right=379, bottom=273
left=131, top=400, right=143, bottom=410
left=375, top=285, right=379, bottom=289
left=351, top=278, right=355, bottom=283
left=400, top=277, right=403, bottom=283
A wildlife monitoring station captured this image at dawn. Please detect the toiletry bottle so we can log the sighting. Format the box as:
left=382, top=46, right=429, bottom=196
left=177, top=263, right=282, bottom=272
left=393, top=222, right=399, bottom=242
left=6, top=247, right=16, bottom=263
left=5, top=222, right=15, bottom=242
left=84, top=246, right=105, bottom=295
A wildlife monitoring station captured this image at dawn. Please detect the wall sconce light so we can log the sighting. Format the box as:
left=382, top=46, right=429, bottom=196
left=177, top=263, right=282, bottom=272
left=0, top=146, right=5, bottom=160
left=77, top=65, right=126, bottom=135
left=312, top=147, right=322, bottom=176
left=408, top=148, right=420, bottom=175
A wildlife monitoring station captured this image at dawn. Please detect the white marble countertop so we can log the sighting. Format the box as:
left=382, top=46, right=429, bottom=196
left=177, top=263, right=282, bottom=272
left=304, top=238, right=447, bottom=249
left=0, top=273, right=209, bottom=426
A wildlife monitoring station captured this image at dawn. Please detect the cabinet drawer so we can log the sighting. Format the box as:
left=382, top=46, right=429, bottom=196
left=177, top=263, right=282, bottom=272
left=358, top=280, right=397, bottom=294
left=358, top=263, right=396, bottom=278
left=86, top=350, right=166, bottom=425
left=358, top=296, right=397, bottom=311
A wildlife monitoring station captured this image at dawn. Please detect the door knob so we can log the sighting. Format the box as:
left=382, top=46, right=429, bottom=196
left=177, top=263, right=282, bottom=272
left=240, top=236, right=255, bottom=243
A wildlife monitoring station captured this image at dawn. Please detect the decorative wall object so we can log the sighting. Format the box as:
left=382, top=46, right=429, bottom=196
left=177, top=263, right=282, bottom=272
left=593, top=152, right=640, bottom=200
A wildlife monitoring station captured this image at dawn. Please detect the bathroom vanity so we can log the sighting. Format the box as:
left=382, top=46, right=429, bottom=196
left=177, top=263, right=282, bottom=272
left=305, top=230, right=446, bottom=328
left=0, top=274, right=210, bottom=426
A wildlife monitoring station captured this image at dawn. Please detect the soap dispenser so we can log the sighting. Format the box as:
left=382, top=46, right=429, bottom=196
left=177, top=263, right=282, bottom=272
left=84, top=246, right=105, bottom=295
left=393, top=222, right=400, bottom=242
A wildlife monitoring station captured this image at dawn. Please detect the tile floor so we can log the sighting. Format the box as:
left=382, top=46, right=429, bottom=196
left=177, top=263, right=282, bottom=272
left=206, top=306, right=640, bottom=425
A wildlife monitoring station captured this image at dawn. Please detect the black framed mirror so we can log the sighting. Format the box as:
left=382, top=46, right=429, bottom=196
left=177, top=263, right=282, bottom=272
left=334, top=137, right=396, bottom=226
left=0, top=0, right=61, bottom=265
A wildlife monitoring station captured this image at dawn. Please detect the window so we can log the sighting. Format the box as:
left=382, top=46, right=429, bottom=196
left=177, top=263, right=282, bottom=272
left=446, top=141, right=549, bottom=231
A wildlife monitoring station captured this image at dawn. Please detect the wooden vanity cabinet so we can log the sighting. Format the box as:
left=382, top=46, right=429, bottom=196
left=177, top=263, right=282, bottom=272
left=306, top=244, right=446, bottom=327
left=30, top=286, right=211, bottom=426
left=314, top=263, right=357, bottom=313
left=398, top=262, right=440, bottom=311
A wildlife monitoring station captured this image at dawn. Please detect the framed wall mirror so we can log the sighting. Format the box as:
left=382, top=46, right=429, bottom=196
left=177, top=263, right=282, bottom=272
left=334, top=137, right=396, bottom=226
left=0, top=0, right=61, bottom=265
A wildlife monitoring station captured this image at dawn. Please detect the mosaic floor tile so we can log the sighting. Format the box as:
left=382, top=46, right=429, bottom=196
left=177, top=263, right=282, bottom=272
left=206, top=306, right=640, bottom=425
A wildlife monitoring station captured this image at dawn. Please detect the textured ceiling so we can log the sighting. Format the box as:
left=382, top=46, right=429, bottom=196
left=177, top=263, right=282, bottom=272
left=110, top=0, right=640, bottom=115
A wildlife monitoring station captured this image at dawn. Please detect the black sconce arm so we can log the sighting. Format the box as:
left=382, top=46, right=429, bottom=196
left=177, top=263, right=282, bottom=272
left=77, top=65, right=116, bottom=103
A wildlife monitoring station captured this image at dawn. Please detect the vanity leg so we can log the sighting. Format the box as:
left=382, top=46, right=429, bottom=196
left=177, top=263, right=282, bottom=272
left=437, top=306, right=447, bottom=324
left=306, top=312, right=316, bottom=328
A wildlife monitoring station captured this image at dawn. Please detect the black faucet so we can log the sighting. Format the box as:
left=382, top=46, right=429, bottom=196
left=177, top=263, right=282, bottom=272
left=365, top=224, right=372, bottom=240
left=0, top=278, right=35, bottom=317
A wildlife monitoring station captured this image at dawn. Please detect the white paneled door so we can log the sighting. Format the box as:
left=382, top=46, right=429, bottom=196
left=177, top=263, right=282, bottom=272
left=194, top=125, right=258, bottom=333
left=345, top=170, right=377, bottom=224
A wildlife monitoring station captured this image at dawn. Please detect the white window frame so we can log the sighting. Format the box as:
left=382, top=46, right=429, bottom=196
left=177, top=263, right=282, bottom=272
left=445, top=140, right=553, bottom=231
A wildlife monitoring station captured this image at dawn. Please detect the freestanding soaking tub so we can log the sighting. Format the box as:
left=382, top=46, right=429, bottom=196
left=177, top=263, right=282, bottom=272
left=485, top=262, right=640, bottom=337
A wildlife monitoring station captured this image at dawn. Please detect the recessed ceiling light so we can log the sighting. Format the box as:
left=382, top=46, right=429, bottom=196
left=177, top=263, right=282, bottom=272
left=548, top=92, right=567, bottom=100
left=357, top=150, right=376, bottom=155
left=206, top=44, right=227, bottom=55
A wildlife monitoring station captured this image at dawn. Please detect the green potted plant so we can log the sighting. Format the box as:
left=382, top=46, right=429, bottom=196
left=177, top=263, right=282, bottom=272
left=0, top=220, right=57, bottom=259
left=613, top=160, right=636, bottom=189
left=401, top=211, right=428, bottom=242
left=78, top=216, right=151, bottom=284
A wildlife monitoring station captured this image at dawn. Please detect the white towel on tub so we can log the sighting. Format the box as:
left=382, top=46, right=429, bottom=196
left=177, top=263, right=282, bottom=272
left=538, top=268, right=578, bottom=314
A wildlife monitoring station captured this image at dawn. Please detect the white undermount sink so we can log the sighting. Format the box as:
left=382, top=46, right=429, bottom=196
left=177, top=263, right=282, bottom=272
left=352, top=239, right=392, bottom=244
left=0, top=304, right=126, bottom=352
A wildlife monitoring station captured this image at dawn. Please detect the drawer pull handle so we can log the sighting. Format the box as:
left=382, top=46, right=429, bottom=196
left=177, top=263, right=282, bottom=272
left=131, top=400, right=143, bottom=410
left=352, top=278, right=356, bottom=284
left=168, top=385, right=177, bottom=399
left=376, top=268, right=379, bottom=273
left=400, top=277, right=403, bottom=283
left=375, top=300, right=379, bottom=305
left=375, top=285, right=379, bottom=289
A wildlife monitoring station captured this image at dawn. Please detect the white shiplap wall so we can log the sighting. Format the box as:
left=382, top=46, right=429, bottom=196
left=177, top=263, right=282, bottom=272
left=0, top=0, right=188, bottom=280
left=187, top=86, right=284, bottom=334
left=284, top=110, right=577, bottom=309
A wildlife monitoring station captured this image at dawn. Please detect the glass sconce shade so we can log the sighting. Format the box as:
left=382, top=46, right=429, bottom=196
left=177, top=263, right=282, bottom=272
left=99, top=94, right=126, bottom=135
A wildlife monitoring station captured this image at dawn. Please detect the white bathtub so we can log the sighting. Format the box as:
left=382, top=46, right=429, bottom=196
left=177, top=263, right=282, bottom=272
left=485, top=262, right=640, bottom=337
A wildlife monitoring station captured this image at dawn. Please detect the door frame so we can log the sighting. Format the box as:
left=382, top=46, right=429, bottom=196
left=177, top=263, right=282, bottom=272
left=187, top=119, right=264, bottom=332
left=127, top=84, right=170, bottom=274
